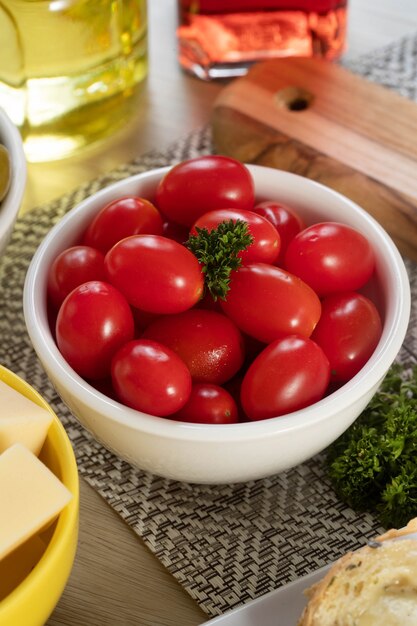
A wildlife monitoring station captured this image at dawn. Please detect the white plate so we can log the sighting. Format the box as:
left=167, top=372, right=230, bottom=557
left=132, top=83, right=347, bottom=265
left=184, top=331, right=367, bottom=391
left=201, top=531, right=417, bottom=625
left=200, top=564, right=330, bottom=626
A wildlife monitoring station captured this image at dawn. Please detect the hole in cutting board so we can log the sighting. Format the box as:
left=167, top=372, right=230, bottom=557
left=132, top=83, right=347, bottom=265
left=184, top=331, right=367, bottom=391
left=275, top=86, right=314, bottom=111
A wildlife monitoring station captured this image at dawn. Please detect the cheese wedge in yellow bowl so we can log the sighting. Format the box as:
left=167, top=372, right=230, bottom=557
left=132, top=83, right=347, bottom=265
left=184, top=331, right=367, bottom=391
left=0, top=378, right=53, bottom=455
left=0, top=365, right=79, bottom=626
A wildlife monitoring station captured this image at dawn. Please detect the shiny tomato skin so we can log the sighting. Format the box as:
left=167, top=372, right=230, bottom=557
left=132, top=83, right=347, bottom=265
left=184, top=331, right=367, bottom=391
left=191, top=208, right=280, bottom=264
left=252, top=201, right=305, bottom=265
left=47, top=245, right=106, bottom=309
left=173, top=383, right=239, bottom=424
left=284, top=222, right=375, bottom=296
left=143, top=309, right=245, bottom=385
left=82, top=196, right=163, bottom=254
left=311, top=292, right=382, bottom=382
left=104, top=235, right=204, bottom=313
left=111, top=339, right=192, bottom=417
left=241, top=335, right=330, bottom=420
left=56, top=281, right=135, bottom=380
left=155, top=156, right=255, bottom=227
left=220, top=263, right=321, bottom=344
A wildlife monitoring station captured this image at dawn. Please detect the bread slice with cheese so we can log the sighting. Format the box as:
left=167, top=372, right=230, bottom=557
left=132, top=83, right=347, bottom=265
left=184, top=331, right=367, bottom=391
left=298, top=517, right=417, bottom=626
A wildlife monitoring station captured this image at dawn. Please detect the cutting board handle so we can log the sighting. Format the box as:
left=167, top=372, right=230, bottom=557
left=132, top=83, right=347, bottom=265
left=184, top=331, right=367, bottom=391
left=211, top=58, right=417, bottom=261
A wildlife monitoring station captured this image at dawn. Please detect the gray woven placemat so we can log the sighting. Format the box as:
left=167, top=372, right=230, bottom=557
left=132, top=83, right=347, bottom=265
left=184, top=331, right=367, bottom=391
left=1, top=33, right=417, bottom=619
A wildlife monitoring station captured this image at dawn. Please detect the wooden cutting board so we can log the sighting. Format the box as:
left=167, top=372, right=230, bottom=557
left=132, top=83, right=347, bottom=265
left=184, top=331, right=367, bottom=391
left=210, top=57, right=417, bottom=261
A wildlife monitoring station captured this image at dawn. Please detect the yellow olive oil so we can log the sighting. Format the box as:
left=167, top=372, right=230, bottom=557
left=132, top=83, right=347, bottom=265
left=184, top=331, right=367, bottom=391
left=0, top=0, right=147, bottom=161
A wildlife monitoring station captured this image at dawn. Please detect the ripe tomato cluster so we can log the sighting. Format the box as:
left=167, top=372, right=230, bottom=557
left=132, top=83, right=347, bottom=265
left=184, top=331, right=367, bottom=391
left=47, top=156, right=382, bottom=424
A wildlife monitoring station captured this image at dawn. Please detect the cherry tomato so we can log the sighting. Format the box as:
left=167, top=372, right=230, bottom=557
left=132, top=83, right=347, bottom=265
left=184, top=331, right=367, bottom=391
left=47, top=245, right=106, bottom=309
left=252, top=200, right=305, bottom=265
left=82, top=196, right=163, bottom=254
left=191, top=209, right=280, bottom=264
left=311, top=292, right=382, bottom=382
left=241, top=335, right=330, bottom=420
left=143, top=309, right=245, bottom=384
left=173, top=383, right=238, bottom=424
left=220, top=263, right=321, bottom=344
left=104, top=234, right=204, bottom=313
left=155, top=156, right=255, bottom=227
left=56, top=281, right=135, bottom=380
left=111, top=339, right=192, bottom=416
left=284, top=222, right=375, bottom=296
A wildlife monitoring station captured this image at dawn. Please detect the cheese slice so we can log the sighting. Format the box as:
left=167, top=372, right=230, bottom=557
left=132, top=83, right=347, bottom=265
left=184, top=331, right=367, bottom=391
left=0, top=379, right=53, bottom=455
left=0, top=444, right=72, bottom=561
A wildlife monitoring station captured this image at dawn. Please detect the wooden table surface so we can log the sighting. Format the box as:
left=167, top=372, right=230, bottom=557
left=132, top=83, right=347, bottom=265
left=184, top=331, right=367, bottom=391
left=18, top=1, right=416, bottom=624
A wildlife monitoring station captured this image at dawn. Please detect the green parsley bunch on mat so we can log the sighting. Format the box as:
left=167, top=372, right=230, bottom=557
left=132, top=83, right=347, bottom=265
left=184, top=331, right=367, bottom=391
left=326, top=364, right=417, bottom=529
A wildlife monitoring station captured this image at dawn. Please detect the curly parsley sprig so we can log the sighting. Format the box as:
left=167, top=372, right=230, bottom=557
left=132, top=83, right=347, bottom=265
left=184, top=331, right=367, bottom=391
left=326, top=363, right=417, bottom=529
left=186, top=219, right=253, bottom=301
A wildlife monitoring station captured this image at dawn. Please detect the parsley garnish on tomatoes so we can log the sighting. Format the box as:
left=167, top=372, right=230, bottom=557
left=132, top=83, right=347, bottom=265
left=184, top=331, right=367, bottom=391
left=186, top=219, right=253, bottom=300
left=326, top=363, right=417, bottom=529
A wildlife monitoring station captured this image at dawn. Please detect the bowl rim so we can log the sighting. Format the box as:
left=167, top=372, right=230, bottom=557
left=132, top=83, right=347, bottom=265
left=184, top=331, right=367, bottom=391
left=23, top=165, right=411, bottom=443
left=0, top=107, right=27, bottom=243
left=0, top=365, right=79, bottom=615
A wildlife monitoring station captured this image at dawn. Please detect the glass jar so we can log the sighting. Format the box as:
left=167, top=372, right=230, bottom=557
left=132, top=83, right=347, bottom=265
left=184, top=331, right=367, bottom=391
left=177, top=0, right=347, bottom=80
left=0, top=0, right=148, bottom=161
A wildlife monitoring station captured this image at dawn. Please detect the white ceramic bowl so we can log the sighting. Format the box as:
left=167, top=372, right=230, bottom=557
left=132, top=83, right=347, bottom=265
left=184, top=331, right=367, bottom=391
left=0, top=108, right=26, bottom=256
left=23, top=165, right=411, bottom=484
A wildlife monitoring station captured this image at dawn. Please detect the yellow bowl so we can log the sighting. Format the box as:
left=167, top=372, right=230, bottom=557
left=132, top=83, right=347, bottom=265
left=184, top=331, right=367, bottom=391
left=0, top=365, right=79, bottom=626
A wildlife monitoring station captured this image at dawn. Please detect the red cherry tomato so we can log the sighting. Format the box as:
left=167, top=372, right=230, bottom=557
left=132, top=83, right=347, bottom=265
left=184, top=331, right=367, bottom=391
left=56, top=281, right=135, bottom=380
left=191, top=209, right=280, bottom=264
left=47, top=245, right=106, bottom=309
left=241, top=335, right=330, bottom=420
left=155, top=156, right=255, bottom=227
left=252, top=201, right=305, bottom=265
left=111, top=339, right=192, bottom=417
left=104, top=235, right=204, bottom=313
left=311, top=292, right=382, bottom=382
left=173, top=383, right=239, bottom=424
left=143, top=309, right=245, bottom=385
left=284, top=222, right=375, bottom=296
left=220, top=263, right=321, bottom=344
left=82, top=196, right=164, bottom=254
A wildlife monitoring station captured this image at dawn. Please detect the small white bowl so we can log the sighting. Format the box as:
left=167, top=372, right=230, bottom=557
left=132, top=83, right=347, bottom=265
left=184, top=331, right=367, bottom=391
left=0, top=108, right=26, bottom=256
left=23, top=165, right=411, bottom=484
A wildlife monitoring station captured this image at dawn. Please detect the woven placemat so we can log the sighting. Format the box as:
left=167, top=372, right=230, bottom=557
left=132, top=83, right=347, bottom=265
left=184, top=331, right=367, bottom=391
left=1, top=34, right=417, bottom=619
